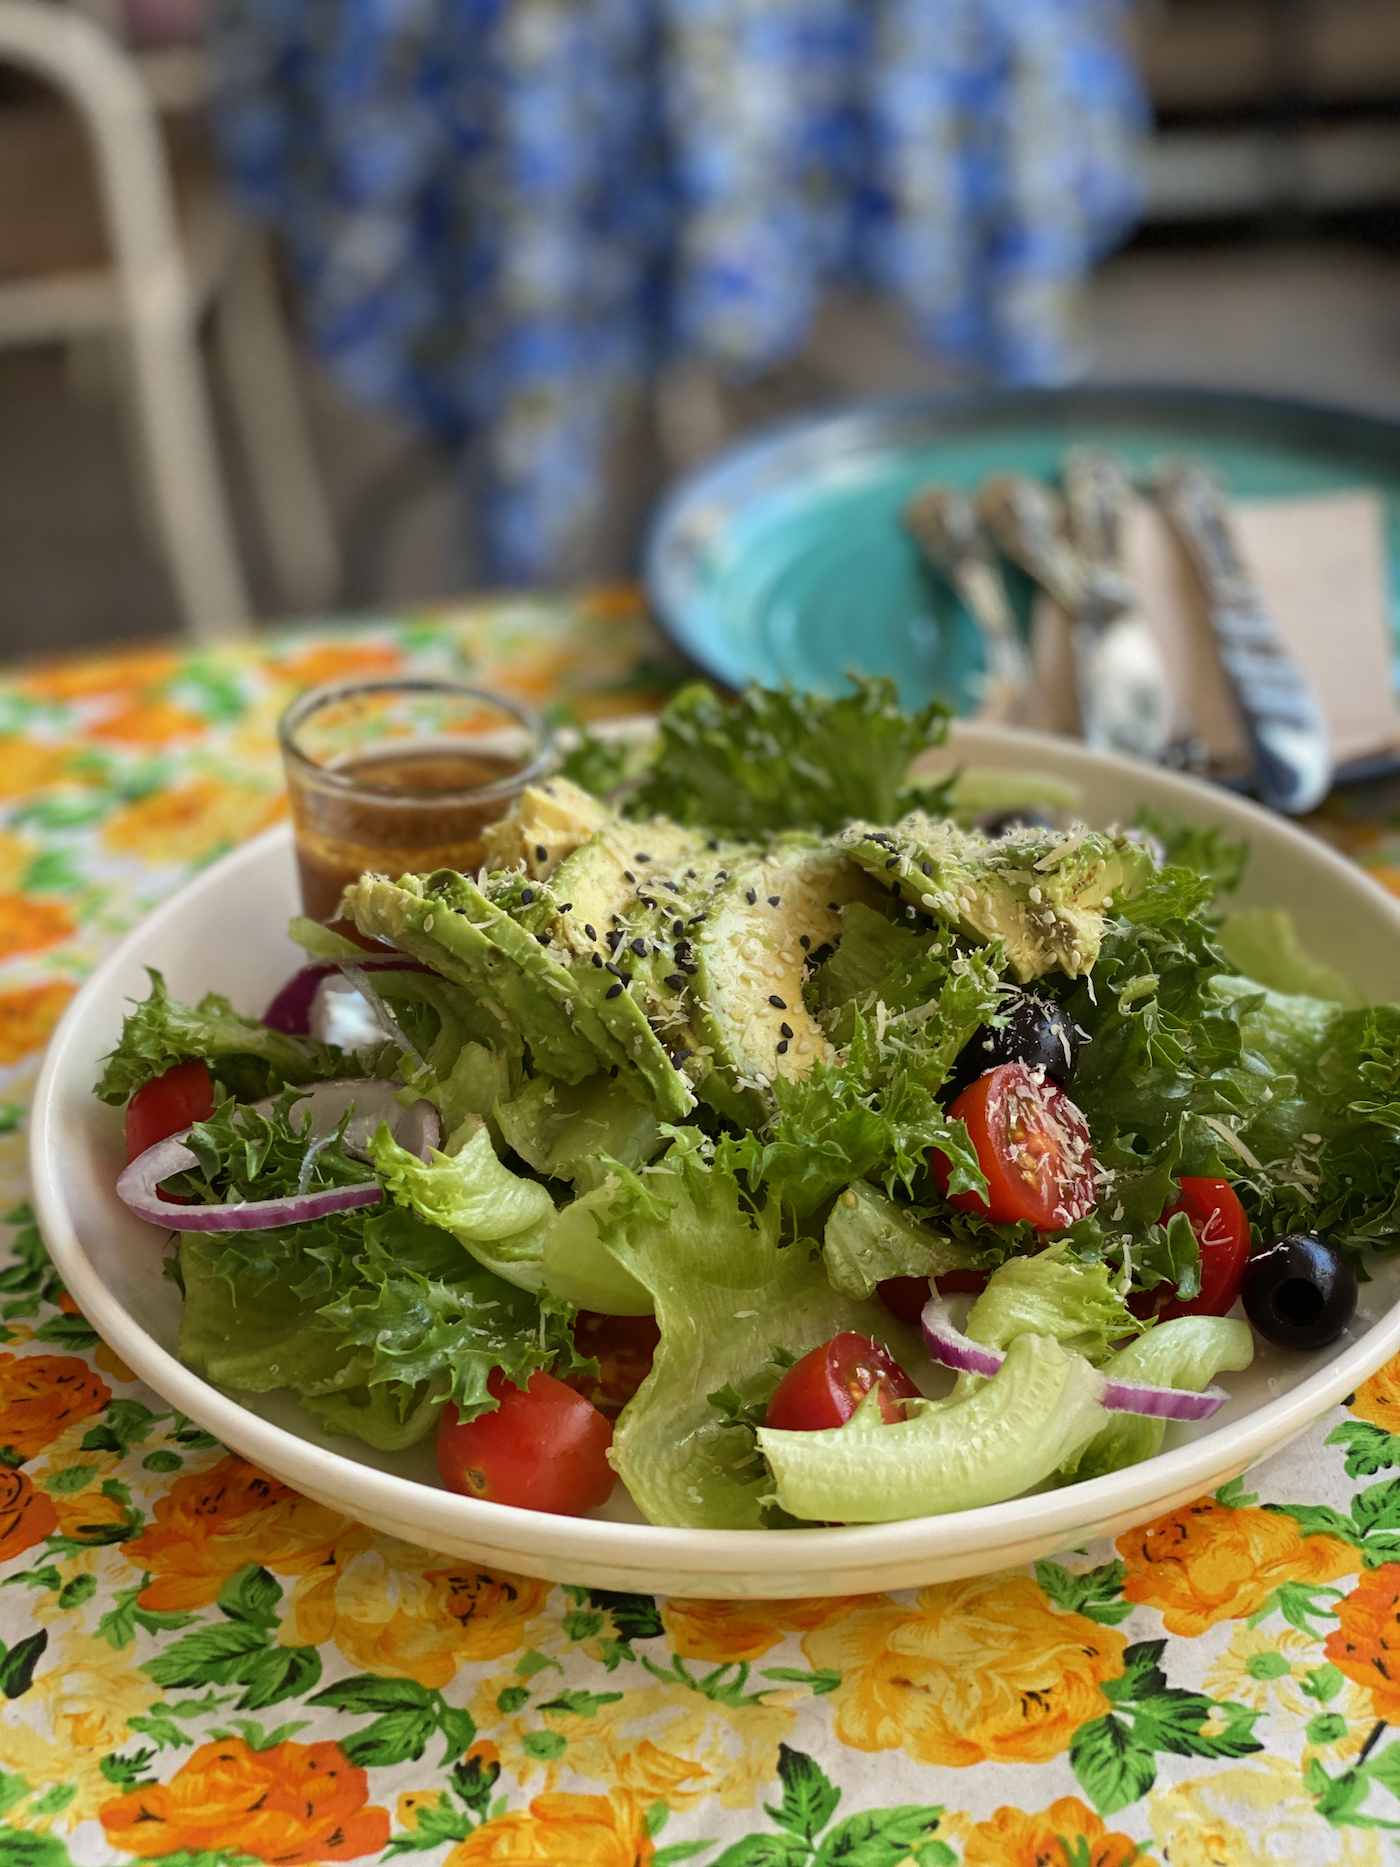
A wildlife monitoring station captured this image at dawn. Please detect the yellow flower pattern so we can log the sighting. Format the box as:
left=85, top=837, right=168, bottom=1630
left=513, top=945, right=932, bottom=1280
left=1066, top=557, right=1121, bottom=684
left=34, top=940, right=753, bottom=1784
left=0, top=597, right=1399, bottom=1859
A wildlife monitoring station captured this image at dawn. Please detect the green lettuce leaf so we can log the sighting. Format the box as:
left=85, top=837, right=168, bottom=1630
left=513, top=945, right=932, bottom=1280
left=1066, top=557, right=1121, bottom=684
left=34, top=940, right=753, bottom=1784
left=1216, top=907, right=1365, bottom=1007
left=1059, top=1315, right=1254, bottom=1482
left=823, top=1182, right=980, bottom=1300
left=628, top=676, right=952, bottom=837
left=600, top=1135, right=916, bottom=1527
left=962, top=1247, right=1142, bottom=1365
left=495, top=1073, right=662, bottom=1183
left=1131, top=808, right=1248, bottom=898
left=95, top=968, right=346, bottom=1104
left=719, top=1010, right=987, bottom=1223
left=372, top=1114, right=653, bottom=1312
left=758, top=1333, right=1109, bottom=1523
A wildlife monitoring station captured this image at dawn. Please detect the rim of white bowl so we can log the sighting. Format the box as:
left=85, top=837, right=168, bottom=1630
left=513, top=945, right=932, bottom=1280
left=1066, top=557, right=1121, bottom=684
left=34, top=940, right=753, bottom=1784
left=29, top=722, right=1400, bottom=1577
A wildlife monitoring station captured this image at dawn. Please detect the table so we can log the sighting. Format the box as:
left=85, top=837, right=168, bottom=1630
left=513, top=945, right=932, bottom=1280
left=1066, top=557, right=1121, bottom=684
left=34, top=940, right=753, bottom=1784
left=3, top=595, right=1400, bottom=1866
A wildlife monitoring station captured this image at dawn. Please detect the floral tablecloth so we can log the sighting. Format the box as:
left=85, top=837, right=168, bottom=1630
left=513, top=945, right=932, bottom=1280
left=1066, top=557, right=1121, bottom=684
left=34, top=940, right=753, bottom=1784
left=8, top=596, right=1400, bottom=1866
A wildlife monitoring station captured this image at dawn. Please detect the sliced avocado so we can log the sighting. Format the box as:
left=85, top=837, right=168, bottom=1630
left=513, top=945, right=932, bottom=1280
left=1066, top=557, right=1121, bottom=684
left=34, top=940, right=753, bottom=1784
left=341, top=872, right=599, bottom=1084
left=840, top=815, right=1152, bottom=982
left=481, top=775, right=616, bottom=881
left=691, top=842, right=879, bottom=1117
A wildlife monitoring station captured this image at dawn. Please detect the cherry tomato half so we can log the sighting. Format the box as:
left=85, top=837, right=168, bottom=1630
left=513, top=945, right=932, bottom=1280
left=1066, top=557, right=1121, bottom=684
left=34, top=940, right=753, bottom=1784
left=764, top=1333, right=921, bottom=1432
left=436, top=1368, right=615, bottom=1515
left=125, top=1059, right=214, bottom=1163
left=876, top=1269, right=990, bottom=1328
left=1132, top=1176, right=1251, bottom=1322
left=934, top=1061, right=1096, bottom=1231
left=562, top=1311, right=661, bottom=1419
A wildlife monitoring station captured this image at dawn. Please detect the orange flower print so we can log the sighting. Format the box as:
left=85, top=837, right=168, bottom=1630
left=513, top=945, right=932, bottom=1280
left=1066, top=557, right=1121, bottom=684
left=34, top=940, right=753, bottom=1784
left=273, top=640, right=402, bottom=690
left=123, top=1455, right=345, bottom=1612
left=88, top=698, right=206, bottom=746
left=1325, top=1564, right=1400, bottom=1719
left=0, top=1351, right=111, bottom=1461
left=1117, top=1496, right=1358, bottom=1636
left=0, top=736, right=79, bottom=798
left=1349, top=1357, right=1400, bottom=1434
left=661, top=1594, right=862, bottom=1664
left=962, top=1797, right=1153, bottom=1867
left=101, top=1737, right=390, bottom=1862
left=0, top=980, right=76, bottom=1063
left=0, top=894, right=76, bottom=961
left=801, top=1574, right=1127, bottom=1768
left=446, top=1790, right=654, bottom=1867
left=22, top=647, right=181, bottom=704
left=283, top=1532, right=550, bottom=1687
left=0, top=1463, right=57, bottom=1559
left=102, top=777, right=286, bottom=867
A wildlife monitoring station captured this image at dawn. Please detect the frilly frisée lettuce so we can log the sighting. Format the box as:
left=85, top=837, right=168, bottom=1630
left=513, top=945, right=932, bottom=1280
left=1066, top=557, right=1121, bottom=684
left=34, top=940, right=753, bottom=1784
left=99, top=673, right=1400, bottom=1528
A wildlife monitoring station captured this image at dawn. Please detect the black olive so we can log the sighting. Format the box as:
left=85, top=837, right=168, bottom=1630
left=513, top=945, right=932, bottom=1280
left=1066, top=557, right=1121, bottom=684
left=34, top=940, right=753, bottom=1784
left=948, top=992, right=1081, bottom=1095
left=976, top=807, right=1060, bottom=838
left=1241, top=1233, right=1358, bottom=1350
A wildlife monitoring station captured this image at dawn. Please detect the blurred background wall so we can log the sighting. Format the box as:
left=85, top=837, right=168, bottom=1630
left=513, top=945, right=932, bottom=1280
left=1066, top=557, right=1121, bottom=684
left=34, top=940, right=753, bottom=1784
left=0, top=0, right=1396, bottom=655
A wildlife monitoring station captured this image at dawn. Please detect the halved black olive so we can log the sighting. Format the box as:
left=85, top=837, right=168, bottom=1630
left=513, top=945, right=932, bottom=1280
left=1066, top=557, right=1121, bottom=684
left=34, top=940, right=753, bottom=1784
left=949, top=992, right=1081, bottom=1095
left=1241, top=1233, right=1358, bottom=1350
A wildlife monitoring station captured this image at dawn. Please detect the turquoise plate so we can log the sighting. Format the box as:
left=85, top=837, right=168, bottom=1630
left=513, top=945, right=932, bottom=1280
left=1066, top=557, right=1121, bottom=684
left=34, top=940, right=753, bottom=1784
left=644, top=386, right=1400, bottom=723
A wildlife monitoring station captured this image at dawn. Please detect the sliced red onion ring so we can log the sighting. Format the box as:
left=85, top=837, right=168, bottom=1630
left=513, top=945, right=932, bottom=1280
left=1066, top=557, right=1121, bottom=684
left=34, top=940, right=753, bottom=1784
left=115, top=1079, right=440, bottom=1233
left=117, top=1136, right=382, bottom=1232
left=262, top=958, right=431, bottom=1036
left=920, top=1295, right=1229, bottom=1422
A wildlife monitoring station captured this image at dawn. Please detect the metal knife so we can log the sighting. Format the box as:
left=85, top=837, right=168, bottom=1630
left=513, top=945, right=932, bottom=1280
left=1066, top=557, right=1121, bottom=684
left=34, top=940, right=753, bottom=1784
left=903, top=484, right=1030, bottom=724
left=1152, top=458, right=1331, bottom=814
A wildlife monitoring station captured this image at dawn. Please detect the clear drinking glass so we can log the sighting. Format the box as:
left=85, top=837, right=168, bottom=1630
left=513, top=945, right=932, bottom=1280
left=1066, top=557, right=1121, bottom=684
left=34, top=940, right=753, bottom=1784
left=278, top=678, right=556, bottom=924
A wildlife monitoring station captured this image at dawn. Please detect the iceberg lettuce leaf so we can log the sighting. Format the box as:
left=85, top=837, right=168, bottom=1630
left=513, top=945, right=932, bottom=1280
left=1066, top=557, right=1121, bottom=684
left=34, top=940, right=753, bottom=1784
left=823, top=1182, right=979, bottom=1299
left=600, top=1135, right=916, bottom=1527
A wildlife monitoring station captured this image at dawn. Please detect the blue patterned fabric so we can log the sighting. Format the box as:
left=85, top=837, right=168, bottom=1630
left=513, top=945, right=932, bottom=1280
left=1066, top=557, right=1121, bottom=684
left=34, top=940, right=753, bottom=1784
left=209, top=0, right=1146, bottom=583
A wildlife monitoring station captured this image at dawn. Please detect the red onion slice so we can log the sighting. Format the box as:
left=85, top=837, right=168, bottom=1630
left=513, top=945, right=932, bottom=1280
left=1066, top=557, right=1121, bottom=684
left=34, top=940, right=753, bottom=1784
left=262, top=958, right=431, bottom=1036
left=117, top=1135, right=382, bottom=1232
left=115, top=1079, right=440, bottom=1233
left=920, top=1295, right=1229, bottom=1422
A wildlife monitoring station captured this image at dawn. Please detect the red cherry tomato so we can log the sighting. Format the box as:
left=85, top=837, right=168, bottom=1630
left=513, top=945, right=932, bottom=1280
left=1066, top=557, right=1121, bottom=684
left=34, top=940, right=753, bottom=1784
left=764, top=1333, right=921, bottom=1432
left=1133, top=1176, right=1251, bottom=1322
left=562, top=1311, right=661, bottom=1418
left=934, top=1062, right=1096, bottom=1232
left=125, top=1059, right=215, bottom=1163
left=876, top=1269, right=990, bottom=1328
left=436, top=1368, right=615, bottom=1514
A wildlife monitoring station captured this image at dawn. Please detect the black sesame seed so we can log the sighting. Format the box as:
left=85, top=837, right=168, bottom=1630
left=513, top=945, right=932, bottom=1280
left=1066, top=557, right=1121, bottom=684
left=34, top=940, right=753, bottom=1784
left=536, top=932, right=550, bottom=945
left=779, top=1022, right=793, bottom=1039
left=591, top=952, right=603, bottom=968
left=767, top=895, right=780, bottom=907
left=921, top=860, right=932, bottom=876
left=673, top=919, right=684, bottom=937
left=520, top=888, right=535, bottom=904
left=671, top=1047, right=692, bottom=1066
left=678, top=958, right=698, bottom=975
left=630, top=937, right=647, bottom=957
left=584, top=923, right=597, bottom=940
left=776, top=1039, right=789, bottom=1055
left=557, top=902, right=572, bottom=913
left=885, top=856, right=899, bottom=870
left=715, top=871, right=727, bottom=882
left=799, top=934, right=810, bottom=949
left=535, top=844, right=548, bottom=862
left=746, top=889, right=757, bottom=905
left=623, top=870, right=635, bottom=883
left=635, top=853, right=651, bottom=863
left=665, top=974, right=685, bottom=991
left=605, top=982, right=623, bottom=999
left=769, top=995, right=787, bottom=1010
left=685, top=869, right=697, bottom=880
left=707, top=838, right=720, bottom=850
left=605, top=961, right=624, bottom=977
left=674, top=939, right=691, bottom=957
left=640, top=896, right=657, bottom=909
left=606, top=929, right=623, bottom=950
left=664, top=880, right=680, bottom=893
left=828, top=902, right=839, bottom=911
left=690, top=914, right=707, bottom=925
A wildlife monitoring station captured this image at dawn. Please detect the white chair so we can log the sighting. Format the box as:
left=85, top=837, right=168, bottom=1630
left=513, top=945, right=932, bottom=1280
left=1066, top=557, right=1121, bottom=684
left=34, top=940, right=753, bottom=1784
left=0, top=0, right=341, bottom=642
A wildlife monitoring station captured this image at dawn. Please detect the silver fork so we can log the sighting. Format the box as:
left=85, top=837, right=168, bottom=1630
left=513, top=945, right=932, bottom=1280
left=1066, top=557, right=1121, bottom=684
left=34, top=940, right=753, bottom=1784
left=904, top=484, right=1031, bottom=724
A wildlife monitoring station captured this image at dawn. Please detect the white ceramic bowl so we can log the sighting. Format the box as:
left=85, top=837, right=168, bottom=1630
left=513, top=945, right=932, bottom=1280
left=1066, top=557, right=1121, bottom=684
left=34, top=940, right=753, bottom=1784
left=31, top=724, right=1400, bottom=1597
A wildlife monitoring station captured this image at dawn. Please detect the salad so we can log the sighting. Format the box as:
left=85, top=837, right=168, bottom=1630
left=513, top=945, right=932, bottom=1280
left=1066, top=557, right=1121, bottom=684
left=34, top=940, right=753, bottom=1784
left=97, top=678, right=1400, bottom=1528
